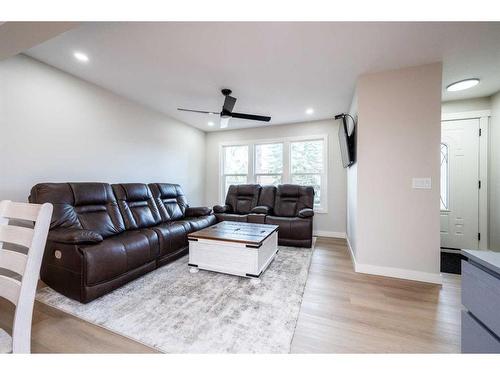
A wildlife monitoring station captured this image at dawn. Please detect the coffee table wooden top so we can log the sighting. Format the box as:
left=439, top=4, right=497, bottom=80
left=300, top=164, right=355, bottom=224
left=188, top=221, right=279, bottom=245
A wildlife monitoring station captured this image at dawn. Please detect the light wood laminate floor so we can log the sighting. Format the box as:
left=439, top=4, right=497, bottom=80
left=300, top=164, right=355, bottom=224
left=0, top=237, right=461, bottom=353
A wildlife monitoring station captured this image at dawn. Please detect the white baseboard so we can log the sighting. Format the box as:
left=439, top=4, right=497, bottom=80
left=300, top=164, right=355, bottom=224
left=345, top=236, right=442, bottom=285
left=355, top=263, right=442, bottom=285
left=313, top=230, right=346, bottom=239
left=346, top=236, right=357, bottom=268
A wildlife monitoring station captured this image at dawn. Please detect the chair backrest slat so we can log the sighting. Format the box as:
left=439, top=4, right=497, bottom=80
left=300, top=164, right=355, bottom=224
left=0, top=200, right=53, bottom=354
left=0, top=249, right=27, bottom=276
left=0, top=274, right=21, bottom=305
left=0, top=225, right=34, bottom=248
left=0, top=201, right=40, bottom=221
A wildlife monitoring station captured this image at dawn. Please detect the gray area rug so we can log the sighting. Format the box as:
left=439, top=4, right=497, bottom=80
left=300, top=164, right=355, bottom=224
left=36, top=241, right=315, bottom=353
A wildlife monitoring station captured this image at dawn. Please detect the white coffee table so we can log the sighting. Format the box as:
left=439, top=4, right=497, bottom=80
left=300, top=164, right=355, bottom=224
left=188, top=221, right=279, bottom=283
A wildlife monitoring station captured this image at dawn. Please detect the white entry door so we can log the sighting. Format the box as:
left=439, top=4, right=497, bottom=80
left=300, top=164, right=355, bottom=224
left=440, top=119, right=480, bottom=250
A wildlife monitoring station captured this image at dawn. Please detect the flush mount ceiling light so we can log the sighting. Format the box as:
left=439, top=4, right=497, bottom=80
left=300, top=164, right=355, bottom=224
left=305, top=108, right=314, bottom=115
left=207, top=121, right=214, bottom=127
left=446, top=78, right=480, bottom=92
left=73, top=51, right=89, bottom=63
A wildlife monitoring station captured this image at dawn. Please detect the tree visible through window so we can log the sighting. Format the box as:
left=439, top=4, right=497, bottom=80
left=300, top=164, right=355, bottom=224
left=291, top=140, right=323, bottom=206
left=255, top=143, right=283, bottom=185
left=222, top=145, right=248, bottom=196
left=220, top=136, right=327, bottom=211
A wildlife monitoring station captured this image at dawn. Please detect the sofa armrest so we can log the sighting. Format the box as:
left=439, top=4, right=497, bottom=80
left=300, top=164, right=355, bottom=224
left=298, top=208, right=314, bottom=218
left=48, top=228, right=103, bottom=244
left=251, top=206, right=270, bottom=215
left=213, top=204, right=231, bottom=213
left=185, top=206, right=213, bottom=217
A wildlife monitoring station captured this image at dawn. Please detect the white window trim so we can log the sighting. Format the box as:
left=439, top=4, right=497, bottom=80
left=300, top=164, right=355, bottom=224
left=218, top=134, right=328, bottom=214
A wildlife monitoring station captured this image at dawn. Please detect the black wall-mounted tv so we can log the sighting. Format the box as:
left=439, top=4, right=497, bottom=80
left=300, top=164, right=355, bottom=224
left=337, top=114, right=356, bottom=168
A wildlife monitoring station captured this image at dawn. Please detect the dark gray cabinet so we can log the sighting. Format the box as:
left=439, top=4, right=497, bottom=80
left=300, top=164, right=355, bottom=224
left=461, top=250, right=500, bottom=353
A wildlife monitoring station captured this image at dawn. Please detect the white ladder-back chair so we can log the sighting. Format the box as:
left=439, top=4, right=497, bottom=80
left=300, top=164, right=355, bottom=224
left=0, top=200, right=53, bottom=353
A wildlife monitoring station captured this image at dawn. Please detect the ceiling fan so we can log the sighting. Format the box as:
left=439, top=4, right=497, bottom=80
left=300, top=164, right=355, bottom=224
left=177, top=89, right=271, bottom=128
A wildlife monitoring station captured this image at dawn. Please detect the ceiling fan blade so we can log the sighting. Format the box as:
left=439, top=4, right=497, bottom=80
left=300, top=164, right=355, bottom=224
left=223, top=95, right=237, bottom=113
left=220, top=117, right=230, bottom=129
left=230, top=112, right=271, bottom=122
left=177, top=108, right=219, bottom=115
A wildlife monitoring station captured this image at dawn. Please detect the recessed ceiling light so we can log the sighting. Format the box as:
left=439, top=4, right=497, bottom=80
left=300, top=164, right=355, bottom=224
left=446, top=78, right=479, bottom=92
left=73, top=51, right=89, bottom=63
left=207, top=121, right=214, bottom=127
left=306, top=108, right=314, bottom=115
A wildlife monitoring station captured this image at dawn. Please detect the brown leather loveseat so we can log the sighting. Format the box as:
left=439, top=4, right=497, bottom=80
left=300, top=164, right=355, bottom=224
left=29, top=182, right=215, bottom=303
left=214, top=184, right=314, bottom=248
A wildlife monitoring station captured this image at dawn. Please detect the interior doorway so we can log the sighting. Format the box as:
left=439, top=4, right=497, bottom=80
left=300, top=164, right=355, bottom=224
left=440, top=119, right=480, bottom=249
left=440, top=111, right=489, bottom=252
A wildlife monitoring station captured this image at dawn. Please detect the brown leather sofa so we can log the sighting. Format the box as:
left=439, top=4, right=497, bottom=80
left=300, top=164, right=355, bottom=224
left=29, top=182, right=215, bottom=303
left=214, top=184, right=314, bottom=248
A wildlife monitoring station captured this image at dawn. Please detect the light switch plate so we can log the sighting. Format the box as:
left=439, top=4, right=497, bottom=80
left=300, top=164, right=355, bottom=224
left=412, top=177, right=432, bottom=189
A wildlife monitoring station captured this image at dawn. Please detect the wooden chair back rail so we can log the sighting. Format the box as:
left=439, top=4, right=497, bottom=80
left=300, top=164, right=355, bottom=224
left=0, top=200, right=53, bottom=353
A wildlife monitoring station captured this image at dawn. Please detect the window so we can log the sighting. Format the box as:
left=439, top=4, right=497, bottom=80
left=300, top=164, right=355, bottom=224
left=222, top=145, right=248, bottom=196
left=255, top=143, right=283, bottom=186
left=290, top=140, right=323, bottom=206
left=440, top=143, right=449, bottom=210
left=220, top=136, right=327, bottom=212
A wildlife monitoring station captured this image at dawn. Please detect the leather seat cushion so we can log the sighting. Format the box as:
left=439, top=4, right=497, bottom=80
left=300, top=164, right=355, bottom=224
left=225, top=184, right=261, bottom=214
left=186, top=215, right=217, bottom=232
left=112, top=183, right=162, bottom=230
left=152, top=222, right=191, bottom=257
left=265, top=215, right=312, bottom=241
left=81, top=229, right=158, bottom=286
left=29, top=182, right=125, bottom=238
left=273, top=184, right=314, bottom=217
left=149, top=183, right=188, bottom=221
left=215, top=213, right=248, bottom=222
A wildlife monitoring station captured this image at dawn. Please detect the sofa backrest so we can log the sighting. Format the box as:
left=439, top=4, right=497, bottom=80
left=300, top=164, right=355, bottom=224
left=112, top=183, right=162, bottom=229
left=29, top=182, right=125, bottom=238
left=225, top=184, right=261, bottom=214
left=257, top=185, right=277, bottom=212
left=273, top=184, right=314, bottom=217
left=148, top=183, right=188, bottom=221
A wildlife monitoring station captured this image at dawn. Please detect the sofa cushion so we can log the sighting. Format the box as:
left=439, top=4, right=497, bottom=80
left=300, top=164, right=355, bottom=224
left=185, top=215, right=217, bottom=232
left=152, top=222, right=191, bottom=257
left=149, top=183, right=188, bottom=221
left=265, top=215, right=312, bottom=241
left=257, top=185, right=277, bottom=213
left=273, top=184, right=314, bottom=217
left=112, top=183, right=162, bottom=229
left=225, top=184, right=261, bottom=214
left=215, top=213, right=248, bottom=222
left=81, top=228, right=159, bottom=286
left=29, top=182, right=125, bottom=238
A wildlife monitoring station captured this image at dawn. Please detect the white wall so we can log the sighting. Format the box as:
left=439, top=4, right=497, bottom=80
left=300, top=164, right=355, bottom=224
left=442, top=97, right=491, bottom=114
left=489, top=92, right=500, bottom=250
left=351, top=62, right=442, bottom=283
left=0, top=55, right=206, bottom=205
left=346, top=92, right=358, bottom=256
left=205, top=120, right=347, bottom=236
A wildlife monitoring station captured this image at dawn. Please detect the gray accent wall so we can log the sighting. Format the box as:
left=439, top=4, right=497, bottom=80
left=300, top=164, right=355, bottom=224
left=0, top=55, right=206, bottom=205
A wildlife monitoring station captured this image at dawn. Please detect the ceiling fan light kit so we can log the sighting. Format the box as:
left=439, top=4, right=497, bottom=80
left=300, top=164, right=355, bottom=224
left=177, top=88, right=271, bottom=129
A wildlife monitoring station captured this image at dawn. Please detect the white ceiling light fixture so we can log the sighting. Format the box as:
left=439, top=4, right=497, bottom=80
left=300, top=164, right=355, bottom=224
left=73, top=51, right=89, bottom=63
left=207, top=121, right=214, bottom=127
left=305, top=108, right=314, bottom=115
left=446, top=78, right=480, bottom=92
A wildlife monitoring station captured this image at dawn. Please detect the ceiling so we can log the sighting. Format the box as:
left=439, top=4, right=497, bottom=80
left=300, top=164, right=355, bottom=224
left=24, top=22, right=500, bottom=132
left=0, top=22, right=76, bottom=60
